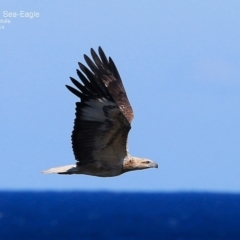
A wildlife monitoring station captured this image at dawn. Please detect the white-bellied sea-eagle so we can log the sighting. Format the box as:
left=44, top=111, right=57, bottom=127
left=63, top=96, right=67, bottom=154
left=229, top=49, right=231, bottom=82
left=43, top=47, right=158, bottom=177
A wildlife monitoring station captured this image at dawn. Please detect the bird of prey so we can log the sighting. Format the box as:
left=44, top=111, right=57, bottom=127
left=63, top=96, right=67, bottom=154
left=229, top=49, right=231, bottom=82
left=43, top=47, right=158, bottom=177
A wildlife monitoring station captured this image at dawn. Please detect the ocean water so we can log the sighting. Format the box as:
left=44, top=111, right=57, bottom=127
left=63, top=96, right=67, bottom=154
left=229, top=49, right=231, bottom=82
left=0, top=192, right=239, bottom=240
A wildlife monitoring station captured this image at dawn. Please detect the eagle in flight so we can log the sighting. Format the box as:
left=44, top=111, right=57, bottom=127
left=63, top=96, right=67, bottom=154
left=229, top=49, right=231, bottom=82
left=43, top=47, right=158, bottom=177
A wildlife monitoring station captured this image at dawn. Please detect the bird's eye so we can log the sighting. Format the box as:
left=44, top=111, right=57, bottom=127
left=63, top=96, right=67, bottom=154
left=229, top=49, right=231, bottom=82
left=145, top=161, right=150, bottom=164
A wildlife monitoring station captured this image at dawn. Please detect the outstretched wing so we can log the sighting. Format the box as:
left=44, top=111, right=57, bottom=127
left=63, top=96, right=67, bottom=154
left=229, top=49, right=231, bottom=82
left=66, top=47, right=134, bottom=167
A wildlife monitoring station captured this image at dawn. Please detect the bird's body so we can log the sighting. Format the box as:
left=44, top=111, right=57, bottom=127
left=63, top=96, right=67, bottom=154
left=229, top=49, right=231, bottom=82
left=43, top=47, right=158, bottom=177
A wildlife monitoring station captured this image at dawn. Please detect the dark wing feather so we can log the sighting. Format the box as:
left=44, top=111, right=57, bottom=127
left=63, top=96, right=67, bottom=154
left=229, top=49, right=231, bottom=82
left=66, top=47, right=133, bottom=166
left=91, top=47, right=134, bottom=123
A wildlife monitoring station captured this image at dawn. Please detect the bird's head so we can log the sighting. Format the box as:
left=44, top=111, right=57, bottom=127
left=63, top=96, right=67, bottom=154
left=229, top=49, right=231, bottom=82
left=123, top=157, right=158, bottom=173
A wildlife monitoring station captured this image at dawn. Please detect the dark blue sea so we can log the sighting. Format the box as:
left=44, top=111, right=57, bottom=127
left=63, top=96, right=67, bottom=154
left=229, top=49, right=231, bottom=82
left=0, top=192, right=240, bottom=240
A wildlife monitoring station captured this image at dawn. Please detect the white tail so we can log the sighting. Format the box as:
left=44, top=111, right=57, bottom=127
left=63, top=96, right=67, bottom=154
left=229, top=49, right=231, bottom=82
left=42, top=164, right=77, bottom=174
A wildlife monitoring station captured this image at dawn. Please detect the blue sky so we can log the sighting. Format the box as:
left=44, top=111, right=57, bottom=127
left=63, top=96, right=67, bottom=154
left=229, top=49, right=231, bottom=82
left=1, top=1, right=240, bottom=192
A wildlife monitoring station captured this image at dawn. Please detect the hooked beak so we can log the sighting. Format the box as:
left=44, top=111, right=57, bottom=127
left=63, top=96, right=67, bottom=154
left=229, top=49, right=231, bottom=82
left=151, top=162, right=158, bottom=169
